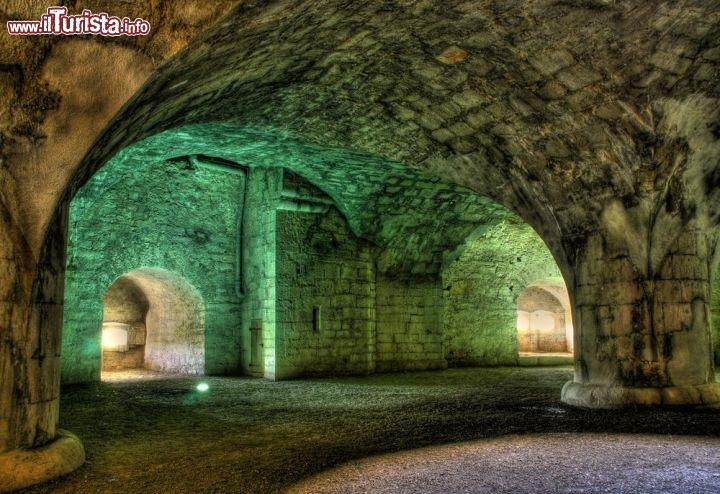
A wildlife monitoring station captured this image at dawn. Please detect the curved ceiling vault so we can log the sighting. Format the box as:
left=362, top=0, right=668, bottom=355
left=93, top=133, right=517, bottom=275
left=63, top=0, right=720, bottom=278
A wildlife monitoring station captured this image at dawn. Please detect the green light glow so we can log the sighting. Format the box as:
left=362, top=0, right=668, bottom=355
left=196, top=382, right=210, bottom=392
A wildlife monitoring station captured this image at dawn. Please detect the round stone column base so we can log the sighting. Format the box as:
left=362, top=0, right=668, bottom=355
left=561, top=381, right=720, bottom=409
left=0, top=429, right=85, bottom=493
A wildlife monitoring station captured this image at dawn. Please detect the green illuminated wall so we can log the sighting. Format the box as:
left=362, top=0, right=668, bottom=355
left=240, top=167, right=282, bottom=378
left=63, top=149, right=567, bottom=383
left=375, top=274, right=445, bottom=372
left=276, top=207, right=377, bottom=377
left=62, top=156, right=244, bottom=383
left=442, top=219, right=565, bottom=366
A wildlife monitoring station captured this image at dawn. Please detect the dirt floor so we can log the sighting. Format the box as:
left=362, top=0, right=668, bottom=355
left=14, top=367, right=720, bottom=493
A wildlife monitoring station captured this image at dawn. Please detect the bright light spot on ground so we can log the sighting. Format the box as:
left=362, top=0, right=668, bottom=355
left=196, top=382, right=210, bottom=392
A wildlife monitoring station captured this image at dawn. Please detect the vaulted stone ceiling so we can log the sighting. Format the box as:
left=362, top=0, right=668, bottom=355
left=72, top=0, right=720, bottom=275
left=0, top=3, right=719, bottom=481
left=89, top=133, right=516, bottom=274
left=2, top=0, right=720, bottom=279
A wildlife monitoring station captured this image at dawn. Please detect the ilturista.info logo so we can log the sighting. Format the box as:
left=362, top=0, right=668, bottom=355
left=7, top=7, right=150, bottom=36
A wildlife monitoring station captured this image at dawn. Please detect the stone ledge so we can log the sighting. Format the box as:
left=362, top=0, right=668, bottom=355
left=518, top=354, right=573, bottom=367
left=561, top=381, right=720, bottom=409
left=0, top=430, right=85, bottom=493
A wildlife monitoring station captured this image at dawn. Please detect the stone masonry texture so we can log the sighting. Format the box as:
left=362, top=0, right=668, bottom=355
left=1, top=1, right=720, bottom=482
left=63, top=155, right=244, bottom=383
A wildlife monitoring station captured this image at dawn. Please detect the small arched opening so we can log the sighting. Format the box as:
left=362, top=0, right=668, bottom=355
left=517, top=279, right=573, bottom=356
left=102, top=277, right=149, bottom=371
left=101, top=268, right=205, bottom=379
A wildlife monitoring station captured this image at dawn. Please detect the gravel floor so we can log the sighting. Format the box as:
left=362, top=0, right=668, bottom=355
left=15, top=367, right=720, bottom=493
left=288, top=434, right=720, bottom=494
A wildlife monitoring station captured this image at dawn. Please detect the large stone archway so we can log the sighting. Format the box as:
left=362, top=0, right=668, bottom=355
left=2, top=0, right=720, bottom=490
left=55, top=0, right=720, bottom=412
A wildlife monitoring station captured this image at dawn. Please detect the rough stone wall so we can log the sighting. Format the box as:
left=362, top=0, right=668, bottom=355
left=0, top=2, right=237, bottom=251
left=375, top=274, right=445, bottom=372
left=139, top=270, right=205, bottom=375
left=62, top=157, right=243, bottom=383
left=517, top=287, right=568, bottom=353
left=102, top=347, right=144, bottom=371
left=442, top=220, right=564, bottom=366
left=0, top=205, right=67, bottom=454
left=86, top=126, right=517, bottom=278
left=102, top=278, right=149, bottom=327
left=275, top=207, right=376, bottom=378
left=713, top=279, right=720, bottom=366
left=241, top=167, right=282, bottom=378
left=518, top=288, right=565, bottom=313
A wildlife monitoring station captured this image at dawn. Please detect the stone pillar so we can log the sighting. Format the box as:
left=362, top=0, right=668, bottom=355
left=242, top=167, right=282, bottom=379
left=0, top=205, right=84, bottom=492
left=562, top=225, right=720, bottom=408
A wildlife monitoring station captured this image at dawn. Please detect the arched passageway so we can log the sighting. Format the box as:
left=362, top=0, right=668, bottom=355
left=442, top=220, right=566, bottom=367
left=101, top=269, right=205, bottom=376
left=101, top=277, right=149, bottom=371
left=517, top=280, right=573, bottom=355
left=2, top=1, right=720, bottom=491
left=62, top=150, right=244, bottom=384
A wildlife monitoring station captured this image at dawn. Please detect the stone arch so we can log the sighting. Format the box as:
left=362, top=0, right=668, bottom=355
left=45, top=2, right=718, bottom=406
left=517, top=279, right=573, bottom=355
left=2, top=1, right=719, bottom=491
left=442, top=219, right=566, bottom=367
left=61, top=149, right=243, bottom=383
left=101, top=277, right=149, bottom=372
left=60, top=3, right=584, bottom=280
left=101, top=268, right=205, bottom=376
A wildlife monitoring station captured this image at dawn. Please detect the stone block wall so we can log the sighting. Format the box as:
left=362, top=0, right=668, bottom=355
left=573, top=227, right=714, bottom=388
left=65, top=157, right=571, bottom=382
left=375, top=274, right=445, bottom=372
left=655, top=235, right=715, bottom=387
left=140, top=270, right=206, bottom=375
left=102, top=347, right=144, bottom=371
left=275, top=208, right=376, bottom=378
left=517, top=285, right=570, bottom=353
left=266, top=171, right=452, bottom=377
left=273, top=197, right=565, bottom=376
left=441, top=220, right=564, bottom=366
left=63, top=156, right=244, bottom=383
